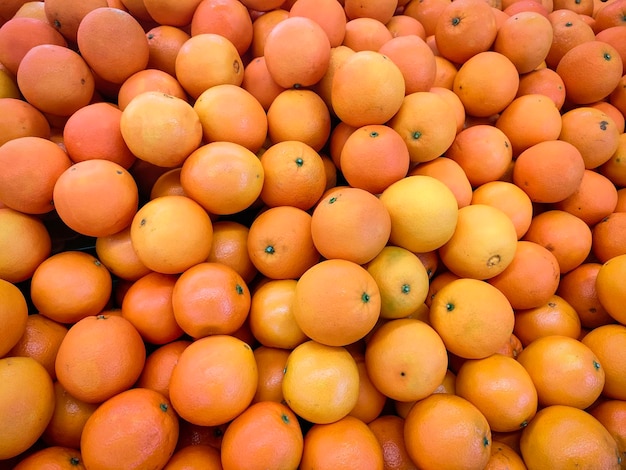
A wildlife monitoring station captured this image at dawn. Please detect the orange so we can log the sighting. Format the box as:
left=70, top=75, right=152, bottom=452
left=169, top=334, right=257, bottom=426
left=52, top=159, right=139, bottom=238
left=432, top=55, right=458, bottom=89
left=493, top=11, right=554, bottom=73
left=523, top=209, right=593, bottom=274
left=519, top=405, right=621, bottom=469
left=258, top=140, right=327, bottom=210
left=600, top=132, right=626, bottom=187
left=430, top=278, right=516, bottom=359
left=129, top=195, right=214, bottom=275
left=0, top=356, right=55, bottom=460
left=43, top=0, right=109, bottom=43
left=495, top=93, right=563, bottom=157
left=516, top=67, right=567, bottom=110
left=30, top=250, right=113, bottom=325
left=556, top=169, right=618, bottom=226
left=596, top=253, right=626, bottom=325
left=365, top=317, right=448, bottom=402
left=328, top=120, right=357, bottom=170
left=62, top=102, right=136, bottom=169
left=596, top=25, right=626, bottom=73
left=349, top=351, right=388, bottom=424
left=247, top=205, right=320, bottom=280
left=95, top=226, right=152, bottom=282
left=368, top=415, right=418, bottom=470
left=438, top=204, right=518, bottom=280
left=264, top=16, right=331, bottom=89
left=266, top=88, right=332, bottom=152
left=444, top=125, right=513, bottom=187
left=403, top=0, right=451, bottom=37
left=8, top=313, right=67, bottom=380
left=342, top=17, right=393, bottom=52
left=282, top=340, right=360, bottom=424
left=55, top=314, right=146, bottom=404
left=172, top=262, right=250, bottom=339
left=517, top=335, right=605, bottom=409
left=609, top=75, right=626, bottom=121
left=378, top=34, right=436, bottom=94
left=249, top=8, right=289, bottom=58
left=409, top=157, right=473, bottom=209
left=190, top=0, right=254, bottom=57
left=163, top=445, right=222, bottom=470
left=0, top=98, right=50, bottom=146
left=344, top=0, right=397, bottom=23
left=589, top=399, right=626, bottom=467
left=488, top=240, right=561, bottom=310
left=557, top=40, right=623, bottom=104
left=41, top=381, right=99, bottom=449
left=116, top=69, right=188, bottom=112
left=471, top=181, right=534, bottom=239
left=557, top=262, right=615, bottom=329
left=288, top=0, right=347, bottom=47
left=145, top=25, right=191, bottom=77
left=618, top=188, right=626, bottom=212
left=455, top=353, right=538, bottom=432
left=76, top=7, right=149, bottom=85
left=292, top=259, right=381, bottom=347
left=206, top=220, right=257, bottom=284
left=142, top=0, right=202, bottom=27
left=310, top=186, right=391, bottom=265
left=545, top=8, right=596, bottom=69
left=484, top=441, right=527, bottom=470
left=220, top=401, right=304, bottom=470
left=194, top=84, right=267, bottom=153
left=592, top=212, right=626, bottom=263
left=136, top=340, right=191, bottom=401
left=0, top=278, right=28, bottom=358
left=379, top=175, right=459, bottom=253
left=81, top=388, right=179, bottom=470
left=331, top=50, right=406, bottom=127
left=242, top=56, right=287, bottom=111
left=0, top=208, right=51, bottom=284
left=16, top=44, right=95, bottom=117
left=452, top=51, right=520, bottom=118
left=0, top=135, right=72, bottom=215
left=120, top=91, right=203, bottom=168
left=12, top=446, right=85, bottom=470
left=513, top=295, right=583, bottom=347
left=429, top=85, right=466, bottom=134
left=386, top=13, right=427, bottom=39
left=174, top=33, right=243, bottom=100
left=149, top=168, right=187, bottom=199
left=495, top=333, right=525, bottom=360
left=339, top=124, right=411, bottom=195
left=404, top=393, right=492, bottom=470
left=252, top=345, right=291, bottom=403
left=434, top=0, right=498, bottom=64
left=582, top=324, right=626, bottom=400
left=594, top=0, right=626, bottom=32
left=300, top=415, right=384, bottom=470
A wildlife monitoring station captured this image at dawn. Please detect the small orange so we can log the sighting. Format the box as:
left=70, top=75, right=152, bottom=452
left=589, top=399, right=626, bottom=465
left=163, top=445, right=222, bottom=470
left=596, top=254, right=626, bottom=326
left=145, top=25, right=191, bottom=77
left=592, top=212, right=626, bottom=263
left=12, top=446, right=85, bottom=470
left=206, top=220, right=257, bottom=285
left=116, top=68, right=188, bottom=112
left=136, top=340, right=191, bottom=401
left=368, top=414, right=418, bottom=470
left=0, top=278, right=29, bottom=359
left=516, top=67, right=567, bottom=110
left=349, top=351, right=388, bottom=424
left=408, top=157, right=473, bottom=209
left=484, top=441, right=527, bottom=470
left=95, top=226, right=152, bottom=282
left=252, top=345, right=291, bottom=403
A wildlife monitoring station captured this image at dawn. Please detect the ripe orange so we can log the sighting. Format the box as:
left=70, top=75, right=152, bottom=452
left=592, top=212, right=626, bottom=263
left=12, top=445, right=86, bottom=470
left=206, top=220, right=257, bottom=285
left=0, top=278, right=28, bottom=358
left=136, top=340, right=191, bottom=401
left=430, top=278, right=516, bottom=359
left=368, top=414, right=418, bottom=470
left=556, top=170, right=618, bottom=227
left=364, top=318, right=448, bottom=402
left=95, top=226, right=151, bottom=282
left=582, top=324, right=626, bottom=400
left=589, top=399, right=626, bottom=466
left=163, top=445, right=222, bottom=469
left=349, top=351, right=388, bottom=424
left=289, top=0, right=347, bottom=47
left=117, top=69, right=189, bottom=112
left=0, top=98, right=50, bottom=146
left=342, top=17, right=393, bottom=52
left=408, top=157, right=473, bottom=209
left=516, top=67, right=567, bottom=110
left=378, top=34, right=437, bottom=94
left=251, top=345, right=291, bottom=403
left=145, top=25, right=191, bottom=77
left=190, top=0, right=253, bottom=57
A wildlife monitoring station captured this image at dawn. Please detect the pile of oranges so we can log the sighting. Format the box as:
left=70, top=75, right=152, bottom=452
left=1, top=0, right=626, bottom=468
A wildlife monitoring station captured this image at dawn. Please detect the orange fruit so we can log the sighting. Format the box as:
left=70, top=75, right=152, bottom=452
left=596, top=253, right=626, bottom=325
left=339, top=124, right=411, bottom=195
left=95, top=226, right=152, bottom=282
left=252, top=345, right=291, bottom=403
left=220, top=401, right=304, bottom=470
left=386, top=13, right=427, bottom=39
left=292, top=259, right=381, bottom=347
left=282, top=340, right=360, bottom=424
left=258, top=140, right=327, bottom=210
left=174, top=33, right=243, bottom=100
left=300, top=415, right=384, bottom=470
left=331, top=50, right=406, bottom=127
left=342, top=16, right=393, bottom=52
left=430, top=277, right=516, bottom=359
left=344, top=0, right=397, bottom=23
left=365, top=317, right=448, bottom=402
left=0, top=98, right=50, bottom=146
left=41, top=381, right=99, bottom=449
left=545, top=8, right=596, bottom=69
left=16, top=44, right=95, bottom=116
left=513, top=295, right=583, bottom=347
left=149, top=168, right=187, bottom=200
left=452, top=51, right=520, bottom=118
left=129, top=195, right=214, bottom=275
left=242, top=56, right=287, bottom=111
left=0, top=135, right=72, bottom=215
left=582, top=324, right=626, bottom=400
left=43, top=0, right=109, bottom=43
left=8, top=313, right=67, bottom=380
left=206, top=220, right=257, bottom=285
left=445, top=124, right=513, bottom=187
left=180, top=141, right=265, bottom=216
left=434, top=0, right=498, bottom=64
left=368, top=414, right=418, bottom=470
left=379, top=175, right=459, bottom=253
left=248, top=8, right=289, bottom=58
left=516, top=67, right=567, bottom=110
left=404, top=393, right=492, bottom=470
left=169, top=334, right=258, bottom=426
left=556, top=169, right=618, bottom=226
left=0, top=278, right=28, bottom=358
left=484, top=441, right=527, bottom=470
left=517, top=335, right=605, bottom=409
left=54, top=314, right=146, bottom=404
left=52, top=159, right=139, bottom=238
left=120, top=90, right=203, bottom=168
left=0, top=208, right=51, bottom=284
left=439, top=204, right=518, bottom=280
left=403, top=0, right=451, bottom=37
left=81, top=388, right=179, bottom=470
left=190, top=0, right=253, bottom=57
left=513, top=139, right=586, bottom=203
left=12, top=445, right=85, bottom=470
left=116, top=68, right=188, bottom=112
left=30, top=250, right=113, bottom=325
left=349, top=351, right=388, bottom=424
left=556, top=40, right=624, bottom=104
left=136, top=340, right=191, bottom=401
left=310, top=186, right=391, bottom=265
left=289, top=0, right=347, bottom=47
left=0, top=356, right=55, bottom=460
left=431, top=55, right=458, bottom=89
left=264, top=15, right=331, bottom=89
left=378, top=34, right=436, bottom=94
left=142, top=0, right=202, bottom=27
left=145, top=25, right=191, bottom=77
left=172, top=262, right=250, bottom=339
left=455, top=353, right=538, bottom=433
left=408, top=157, right=473, bottom=209
left=592, top=212, right=626, bottom=263
left=589, top=399, right=626, bottom=467
left=519, top=404, right=621, bottom=469
left=600, top=132, right=626, bottom=188
left=428, top=85, right=466, bottom=134
left=163, top=445, right=222, bottom=470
